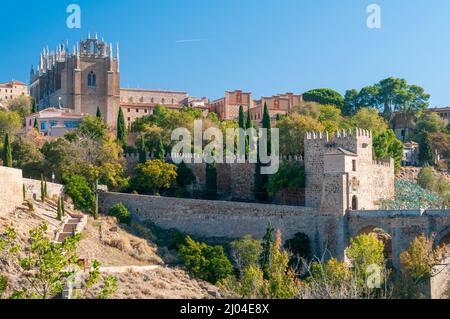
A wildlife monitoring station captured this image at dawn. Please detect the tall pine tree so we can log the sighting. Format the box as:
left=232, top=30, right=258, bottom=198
left=205, top=162, right=218, bottom=199
left=117, top=107, right=127, bottom=147
left=237, top=105, right=245, bottom=159
left=2, top=133, right=12, bottom=167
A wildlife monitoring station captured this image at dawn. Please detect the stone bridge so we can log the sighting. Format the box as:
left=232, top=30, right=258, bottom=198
left=347, top=210, right=450, bottom=267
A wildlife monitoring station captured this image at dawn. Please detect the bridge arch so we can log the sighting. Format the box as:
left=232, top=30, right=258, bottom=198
left=351, top=225, right=393, bottom=260
left=434, top=227, right=450, bottom=249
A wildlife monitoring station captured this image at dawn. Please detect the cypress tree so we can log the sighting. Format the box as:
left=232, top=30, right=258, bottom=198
left=138, top=136, right=147, bottom=163
left=245, top=105, right=253, bottom=158
left=238, top=105, right=245, bottom=129
left=96, top=106, right=102, bottom=119
left=2, top=133, right=12, bottom=167
left=254, top=136, right=269, bottom=202
left=155, top=138, right=165, bottom=160
left=262, top=102, right=272, bottom=156
left=56, top=197, right=62, bottom=221
left=205, top=162, right=218, bottom=199
left=33, top=118, right=39, bottom=131
left=40, top=175, right=45, bottom=202
left=44, top=178, right=48, bottom=198
left=419, top=133, right=434, bottom=165
left=276, top=113, right=281, bottom=121
left=23, top=184, right=26, bottom=201
left=259, top=222, right=275, bottom=277
left=117, top=107, right=127, bottom=147
left=61, top=195, right=65, bottom=216
left=31, top=98, right=37, bottom=114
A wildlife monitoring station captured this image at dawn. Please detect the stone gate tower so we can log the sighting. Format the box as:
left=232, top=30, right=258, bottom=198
left=30, top=33, right=121, bottom=128
left=304, top=128, right=395, bottom=214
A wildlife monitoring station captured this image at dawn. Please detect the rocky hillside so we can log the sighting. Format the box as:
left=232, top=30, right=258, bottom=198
left=0, top=200, right=220, bottom=299
left=397, top=167, right=450, bottom=183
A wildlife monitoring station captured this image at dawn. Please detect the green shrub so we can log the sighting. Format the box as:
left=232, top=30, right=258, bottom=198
left=108, top=203, right=132, bottom=225
left=267, top=162, right=305, bottom=196
left=64, top=175, right=94, bottom=213
left=178, top=236, right=234, bottom=284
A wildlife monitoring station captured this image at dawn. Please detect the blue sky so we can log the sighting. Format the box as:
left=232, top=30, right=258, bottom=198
left=1, top=0, right=450, bottom=106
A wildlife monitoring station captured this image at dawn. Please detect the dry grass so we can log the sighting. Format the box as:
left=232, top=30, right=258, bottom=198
left=77, top=216, right=163, bottom=266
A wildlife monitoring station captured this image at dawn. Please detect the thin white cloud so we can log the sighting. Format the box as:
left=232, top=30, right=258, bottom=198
left=175, top=38, right=206, bottom=44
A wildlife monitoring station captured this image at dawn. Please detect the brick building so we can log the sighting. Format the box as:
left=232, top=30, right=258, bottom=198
left=208, top=90, right=254, bottom=120
left=250, top=93, right=303, bottom=121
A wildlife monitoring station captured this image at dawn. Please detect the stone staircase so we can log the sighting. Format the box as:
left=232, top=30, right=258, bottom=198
left=55, top=212, right=87, bottom=244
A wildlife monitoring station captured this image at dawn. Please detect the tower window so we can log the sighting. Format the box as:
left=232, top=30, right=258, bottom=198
left=352, top=160, right=357, bottom=172
left=87, top=71, right=96, bottom=87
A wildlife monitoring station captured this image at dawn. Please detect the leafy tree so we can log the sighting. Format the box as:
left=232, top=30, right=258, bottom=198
left=400, top=235, right=447, bottom=284
left=2, top=133, right=12, bottom=167
left=230, top=236, right=263, bottom=275
left=346, top=234, right=385, bottom=285
left=356, top=77, right=429, bottom=122
left=372, top=129, right=403, bottom=173
left=343, top=89, right=360, bottom=116
left=277, top=114, right=325, bottom=156
left=302, top=88, right=344, bottom=109
left=11, top=135, right=44, bottom=177
left=349, top=108, right=388, bottom=135
left=178, top=236, right=234, bottom=284
left=318, top=104, right=342, bottom=134
left=7, top=96, right=32, bottom=119
left=0, top=224, right=117, bottom=299
left=78, top=115, right=107, bottom=140
left=116, top=107, right=127, bottom=147
left=108, top=203, right=132, bottom=225
left=265, top=230, right=298, bottom=299
left=65, top=175, right=94, bottom=213
left=0, top=110, right=22, bottom=138
left=130, top=160, right=177, bottom=195
left=417, top=166, right=436, bottom=191
left=267, top=162, right=305, bottom=196
left=259, top=223, right=275, bottom=277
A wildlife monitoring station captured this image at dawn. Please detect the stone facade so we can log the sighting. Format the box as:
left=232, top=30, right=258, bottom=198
left=0, top=167, right=23, bottom=215
left=304, top=129, right=394, bottom=212
left=30, top=34, right=120, bottom=128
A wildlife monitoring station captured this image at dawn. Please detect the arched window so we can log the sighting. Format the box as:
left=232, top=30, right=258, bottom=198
left=87, top=71, right=96, bottom=87
left=351, top=196, right=358, bottom=210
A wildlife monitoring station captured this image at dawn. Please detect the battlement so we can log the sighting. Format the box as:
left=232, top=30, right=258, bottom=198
left=304, top=128, right=372, bottom=142
left=373, top=158, right=393, bottom=167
